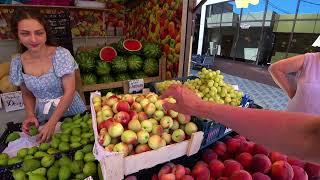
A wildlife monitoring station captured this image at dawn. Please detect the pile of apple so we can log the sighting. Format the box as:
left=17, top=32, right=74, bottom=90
left=150, top=135, right=319, bottom=180
left=92, top=92, right=199, bottom=157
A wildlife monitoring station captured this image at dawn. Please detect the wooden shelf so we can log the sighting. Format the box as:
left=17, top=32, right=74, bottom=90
left=81, top=76, right=161, bottom=92
left=0, top=4, right=108, bottom=11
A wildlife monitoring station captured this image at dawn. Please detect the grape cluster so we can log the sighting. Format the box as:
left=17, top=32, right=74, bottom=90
left=184, top=68, right=243, bottom=106
left=155, top=80, right=182, bottom=93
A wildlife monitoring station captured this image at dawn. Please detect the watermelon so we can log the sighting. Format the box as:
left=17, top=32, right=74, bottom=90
left=123, top=39, right=142, bottom=52
left=76, top=52, right=95, bottom=73
left=128, top=55, right=143, bottom=71
left=98, top=76, right=114, bottom=84
left=111, top=40, right=126, bottom=55
left=89, top=47, right=101, bottom=60
left=143, top=43, right=162, bottom=59
left=82, top=73, right=97, bottom=85
left=131, top=72, right=147, bottom=79
left=100, top=46, right=117, bottom=62
left=143, top=58, right=159, bottom=77
left=115, top=73, right=131, bottom=81
left=96, top=61, right=111, bottom=76
left=111, top=56, right=127, bottom=73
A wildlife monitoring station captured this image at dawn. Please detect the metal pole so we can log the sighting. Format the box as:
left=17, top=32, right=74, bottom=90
left=256, top=0, right=269, bottom=65
left=233, top=8, right=243, bottom=61
left=285, top=0, right=301, bottom=58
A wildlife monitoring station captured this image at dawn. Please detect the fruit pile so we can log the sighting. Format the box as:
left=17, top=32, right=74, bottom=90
left=77, top=39, right=162, bottom=85
left=93, top=92, right=199, bottom=157
left=156, top=68, right=244, bottom=106
left=9, top=144, right=100, bottom=180
left=150, top=135, right=317, bottom=180
left=0, top=113, right=94, bottom=167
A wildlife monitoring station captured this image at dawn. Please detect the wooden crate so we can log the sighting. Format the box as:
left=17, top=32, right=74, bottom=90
left=90, top=92, right=204, bottom=180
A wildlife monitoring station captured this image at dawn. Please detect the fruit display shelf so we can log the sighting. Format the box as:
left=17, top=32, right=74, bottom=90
left=89, top=91, right=204, bottom=180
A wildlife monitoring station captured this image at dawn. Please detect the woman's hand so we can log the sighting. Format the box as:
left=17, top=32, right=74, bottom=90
left=37, top=119, right=57, bottom=143
left=160, top=84, right=204, bottom=116
left=22, top=115, right=39, bottom=134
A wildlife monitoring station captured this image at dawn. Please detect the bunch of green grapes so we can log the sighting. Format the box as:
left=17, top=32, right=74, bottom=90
left=184, top=68, right=243, bottom=106
left=156, top=80, right=182, bottom=93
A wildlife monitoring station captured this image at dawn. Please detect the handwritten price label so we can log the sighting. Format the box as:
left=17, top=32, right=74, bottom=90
left=128, top=79, right=144, bottom=94
left=0, top=91, right=24, bottom=112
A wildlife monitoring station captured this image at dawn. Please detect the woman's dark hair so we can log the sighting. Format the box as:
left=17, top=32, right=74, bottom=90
left=11, top=7, right=57, bottom=53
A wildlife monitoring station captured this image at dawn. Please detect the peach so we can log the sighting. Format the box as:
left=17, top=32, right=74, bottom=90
left=159, top=173, right=175, bottom=180
left=201, top=149, right=217, bottom=163
left=226, top=138, right=241, bottom=154
left=209, top=159, right=224, bottom=178
left=236, top=152, right=253, bottom=170
left=304, top=162, right=320, bottom=179
left=252, top=172, right=271, bottom=180
left=192, top=163, right=210, bottom=180
left=234, top=135, right=247, bottom=142
left=212, top=141, right=227, bottom=156
left=158, top=165, right=172, bottom=178
left=239, top=141, right=255, bottom=154
left=292, top=165, right=308, bottom=180
left=223, top=160, right=243, bottom=177
left=217, top=177, right=228, bottom=180
left=194, top=167, right=210, bottom=180
left=125, top=175, right=137, bottom=180
left=251, top=154, right=272, bottom=174
left=287, top=156, right=305, bottom=168
left=269, top=152, right=287, bottom=163
left=180, top=175, right=194, bottom=180
left=172, top=164, right=186, bottom=179
left=230, top=170, right=252, bottom=180
left=185, top=167, right=191, bottom=175
left=152, top=174, right=159, bottom=180
left=252, top=144, right=269, bottom=156
left=220, top=152, right=233, bottom=161
left=271, top=161, right=294, bottom=180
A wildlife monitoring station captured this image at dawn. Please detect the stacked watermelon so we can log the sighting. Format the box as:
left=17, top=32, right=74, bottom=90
left=77, top=39, right=162, bottom=86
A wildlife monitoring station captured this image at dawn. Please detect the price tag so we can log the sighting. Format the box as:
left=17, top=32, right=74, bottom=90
left=84, top=176, right=94, bottom=180
left=128, top=79, right=144, bottom=94
left=0, top=91, right=24, bottom=112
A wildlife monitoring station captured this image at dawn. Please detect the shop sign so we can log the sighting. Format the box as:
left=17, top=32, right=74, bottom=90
left=0, top=91, right=24, bottom=112
left=128, top=79, right=144, bottom=94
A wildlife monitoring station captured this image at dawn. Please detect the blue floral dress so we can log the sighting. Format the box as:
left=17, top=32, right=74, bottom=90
left=9, top=46, right=86, bottom=122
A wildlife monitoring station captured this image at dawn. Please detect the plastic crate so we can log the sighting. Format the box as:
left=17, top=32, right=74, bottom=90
left=192, top=117, right=226, bottom=149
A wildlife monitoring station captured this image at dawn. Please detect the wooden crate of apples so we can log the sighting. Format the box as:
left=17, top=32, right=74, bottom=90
left=90, top=91, right=204, bottom=179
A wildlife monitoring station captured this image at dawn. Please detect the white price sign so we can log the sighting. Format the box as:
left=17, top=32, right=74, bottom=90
left=1, top=91, right=24, bottom=112
left=128, top=79, right=144, bottom=94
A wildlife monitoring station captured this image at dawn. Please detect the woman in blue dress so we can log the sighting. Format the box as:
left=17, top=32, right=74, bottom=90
left=9, top=8, right=86, bottom=143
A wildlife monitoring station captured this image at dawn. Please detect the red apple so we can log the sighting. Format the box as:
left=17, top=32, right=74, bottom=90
left=98, top=118, right=114, bottom=131
left=121, top=130, right=138, bottom=144
left=160, top=116, right=174, bottom=129
left=135, top=144, right=151, bottom=154
left=122, top=94, right=134, bottom=105
left=131, top=102, right=143, bottom=112
left=106, top=95, right=119, bottom=107
left=128, top=110, right=138, bottom=120
left=114, top=111, right=131, bottom=126
left=113, top=101, right=130, bottom=113
left=113, top=142, right=129, bottom=156
left=144, top=103, right=156, bottom=117
left=108, top=122, right=124, bottom=138
left=177, top=113, right=191, bottom=124
left=138, top=112, right=148, bottom=121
